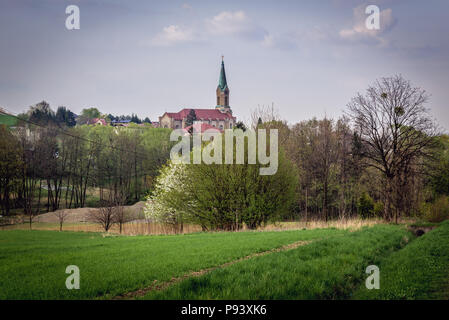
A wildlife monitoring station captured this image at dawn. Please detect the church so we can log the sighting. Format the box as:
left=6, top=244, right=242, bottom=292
left=159, top=58, right=236, bottom=131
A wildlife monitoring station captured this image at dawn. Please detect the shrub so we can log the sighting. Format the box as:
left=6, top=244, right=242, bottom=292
left=373, top=201, right=384, bottom=217
left=422, top=196, right=449, bottom=223
left=357, top=193, right=374, bottom=218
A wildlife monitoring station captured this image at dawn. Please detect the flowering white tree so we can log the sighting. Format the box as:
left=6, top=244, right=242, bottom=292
left=144, top=161, right=190, bottom=231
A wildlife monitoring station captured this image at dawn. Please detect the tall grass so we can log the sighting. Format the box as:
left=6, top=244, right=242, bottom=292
left=0, top=221, right=202, bottom=235
left=1, top=217, right=384, bottom=235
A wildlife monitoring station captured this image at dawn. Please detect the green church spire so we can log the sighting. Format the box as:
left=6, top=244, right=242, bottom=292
left=218, top=56, right=228, bottom=92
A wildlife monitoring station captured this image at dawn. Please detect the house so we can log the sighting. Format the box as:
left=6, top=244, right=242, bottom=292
left=111, top=119, right=132, bottom=127
left=88, top=118, right=107, bottom=126
left=159, top=58, right=236, bottom=130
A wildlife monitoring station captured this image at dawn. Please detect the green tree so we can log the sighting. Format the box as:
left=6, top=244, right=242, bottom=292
left=357, top=192, right=374, bottom=219
left=235, top=121, right=247, bottom=132
left=145, top=135, right=298, bottom=231
left=185, top=109, right=197, bottom=127
left=0, top=125, right=23, bottom=215
left=131, top=114, right=142, bottom=124
left=28, top=101, right=56, bottom=126
left=77, top=107, right=101, bottom=125
left=429, top=135, right=449, bottom=196
left=55, top=106, right=76, bottom=127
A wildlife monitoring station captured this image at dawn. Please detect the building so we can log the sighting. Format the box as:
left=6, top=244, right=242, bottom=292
left=183, top=122, right=223, bottom=135
left=111, top=119, right=132, bottom=126
left=159, top=58, right=236, bottom=130
left=88, top=118, right=107, bottom=126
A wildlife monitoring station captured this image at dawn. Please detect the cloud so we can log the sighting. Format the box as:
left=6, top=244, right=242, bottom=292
left=151, top=25, right=195, bottom=46
left=261, top=33, right=298, bottom=50
left=261, top=34, right=274, bottom=47
left=182, top=3, right=192, bottom=10
left=205, top=11, right=267, bottom=41
left=261, top=25, right=331, bottom=51
left=206, top=11, right=248, bottom=35
left=339, top=5, right=396, bottom=45
left=150, top=10, right=268, bottom=47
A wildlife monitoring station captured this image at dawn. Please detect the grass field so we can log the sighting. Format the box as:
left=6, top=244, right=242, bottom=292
left=354, top=220, right=449, bottom=299
left=144, top=224, right=412, bottom=299
left=1, top=222, right=448, bottom=300
left=0, top=228, right=341, bottom=299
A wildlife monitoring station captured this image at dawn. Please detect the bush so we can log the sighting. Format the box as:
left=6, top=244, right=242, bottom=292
left=357, top=193, right=374, bottom=218
left=422, top=196, right=449, bottom=223
left=373, top=201, right=384, bottom=217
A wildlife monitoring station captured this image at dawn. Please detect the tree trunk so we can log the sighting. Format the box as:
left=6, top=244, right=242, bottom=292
left=305, top=188, right=308, bottom=222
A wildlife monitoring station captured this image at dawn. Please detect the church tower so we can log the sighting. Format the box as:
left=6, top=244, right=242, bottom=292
left=216, top=57, right=231, bottom=114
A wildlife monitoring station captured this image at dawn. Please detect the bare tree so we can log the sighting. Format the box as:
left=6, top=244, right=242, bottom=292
left=250, top=104, right=280, bottom=129
left=113, top=193, right=132, bottom=234
left=15, top=126, right=40, bottom=229
left=89, top=197, right=117, bottom=232
left=53, top=209, right=69, bottom=231
left=347, top=75, right=438, bottom=223
left=313, top=118, right=338, bottom=221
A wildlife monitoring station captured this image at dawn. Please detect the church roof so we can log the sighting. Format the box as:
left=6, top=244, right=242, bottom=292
left=162, top=108, right=235, bottom=121
left=183, top=123, right=223, bottom=134
left=218, top=60, right=228, bottom=92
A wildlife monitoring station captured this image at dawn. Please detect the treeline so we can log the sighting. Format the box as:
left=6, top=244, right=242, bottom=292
left=277, top=76, right=449, bottom=222
left=16, top=101, right=152, bottom=127
left=106, top=114, right=151, bottom=124
left=280, top=117, right=447, bottom=221
left=0, top=108, right=173, bottom=218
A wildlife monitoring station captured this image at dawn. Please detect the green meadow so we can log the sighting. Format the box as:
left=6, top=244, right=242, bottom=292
left=0, top=228, right=338, bottom=299
left=145, top=224, right=412, bottom=299
left=354, top=220, right=449, bottom=300
left=1, top=222, right=448, bottom=300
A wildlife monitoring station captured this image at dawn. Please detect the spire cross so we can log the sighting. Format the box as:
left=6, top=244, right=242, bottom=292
left=221, top=55, right=224, bottom=62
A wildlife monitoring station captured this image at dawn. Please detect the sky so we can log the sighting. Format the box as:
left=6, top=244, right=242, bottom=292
left=1, top=0, right=449, bottom=129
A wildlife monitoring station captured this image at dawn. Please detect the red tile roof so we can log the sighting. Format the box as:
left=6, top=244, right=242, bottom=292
left=184, top=123, right=223, bottom=134
left=89, top=118, right=107, bottom=125
left=162, top=108, right=235, bottom=121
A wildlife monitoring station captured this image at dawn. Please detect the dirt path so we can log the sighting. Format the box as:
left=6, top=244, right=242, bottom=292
left=112, top=240, right=311, bottom=300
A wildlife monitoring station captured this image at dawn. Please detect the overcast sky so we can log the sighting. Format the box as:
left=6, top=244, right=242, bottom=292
left=1, top=0, right=449, bottom=129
